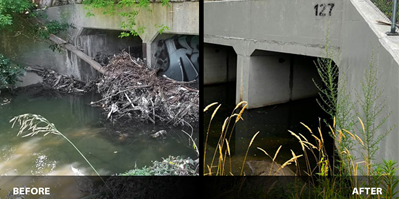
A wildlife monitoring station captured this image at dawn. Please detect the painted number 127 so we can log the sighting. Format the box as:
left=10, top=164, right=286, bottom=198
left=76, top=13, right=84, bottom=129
left=314, top=3, right=335, bottom=16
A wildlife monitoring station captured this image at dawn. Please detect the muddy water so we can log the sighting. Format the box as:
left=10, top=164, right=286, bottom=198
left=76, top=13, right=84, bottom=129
left=204, top=83, right=333, bottom=175
left=0, top=87, right=198, bottom=176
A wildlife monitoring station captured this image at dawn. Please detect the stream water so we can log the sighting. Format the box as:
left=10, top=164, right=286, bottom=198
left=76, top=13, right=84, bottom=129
left=0, top=87, right=198, bottom=176
left=204, top=82, right=333, bottom=175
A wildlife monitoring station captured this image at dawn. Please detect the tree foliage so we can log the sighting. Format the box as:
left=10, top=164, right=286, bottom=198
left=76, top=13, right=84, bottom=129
left=0, top=54, right=25, bottom=89
left=0, top=1, right=72, bottom=89
left=0, top=0, right=33, bottom=28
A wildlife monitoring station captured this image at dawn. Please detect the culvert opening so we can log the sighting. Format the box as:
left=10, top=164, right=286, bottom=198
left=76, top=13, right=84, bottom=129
left=203, top=43, right=237, bottom=108
left=152, top=34, right=199, bottom=84
left=75, top=28, right=143, bottom=82
left=204, top=48, right=340, bottom=176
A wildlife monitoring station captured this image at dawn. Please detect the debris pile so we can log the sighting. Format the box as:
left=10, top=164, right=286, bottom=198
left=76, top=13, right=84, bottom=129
left=27, top=67, right=96, bottom=93
left=92, top=51, right=199, bottom=126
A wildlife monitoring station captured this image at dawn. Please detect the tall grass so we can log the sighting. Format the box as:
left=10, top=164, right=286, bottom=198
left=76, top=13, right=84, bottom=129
left=204, top=101, right=249, bottom=176
left=203, top=100, right=397, bottom=197
left=204, top=102, right=303, bottom=176
left=9, top=113, right=116, bottom=198
left=289, top=118, right=398, bottom=199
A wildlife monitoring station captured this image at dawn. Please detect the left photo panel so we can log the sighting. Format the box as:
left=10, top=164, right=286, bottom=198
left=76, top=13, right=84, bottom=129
left=0, top=0, right=199, bottom=198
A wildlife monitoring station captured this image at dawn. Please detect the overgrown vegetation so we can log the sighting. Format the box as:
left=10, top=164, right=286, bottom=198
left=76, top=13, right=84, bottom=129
left=0, top=0, right=71, bottom=89
left=83, top=0, right=170, bottom=38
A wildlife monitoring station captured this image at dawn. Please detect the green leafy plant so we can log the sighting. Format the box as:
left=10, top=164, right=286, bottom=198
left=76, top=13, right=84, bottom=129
left=312, top=39, right=356, bottom=176
left=83, top=0, right=170, bottom=38
left=379, top=160, right=399, bottom=199
left=120, top=156, right=198, bottom=176
left=155, top=24, right=169, bottom=34
left=356, top=53, right=395, bottom=176
left=32, top=20, right=72, bottom=39
left=0, top=0, right=34, bottom=29
left=0, top=54, right=25, bottom=89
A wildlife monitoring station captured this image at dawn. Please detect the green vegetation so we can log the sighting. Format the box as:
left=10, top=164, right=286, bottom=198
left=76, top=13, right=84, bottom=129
left=120, top=156, right=198, bottom=176
left=371, top=0, right=399, bottom=22
left=0, top=53, right=25, bottom=89
left=357, top=54, right=395, bottom=176
left=0, top=0, right=71, bottom=88
left=83, top=0, right=170, bottom=38
left=0, top=0, right=33, bottom=28
left=32, top=20, right=72, bottom=40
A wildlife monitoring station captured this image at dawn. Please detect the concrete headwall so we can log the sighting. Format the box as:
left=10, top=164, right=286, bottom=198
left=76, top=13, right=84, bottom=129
left=0, top=1, right=199, bottom=82
left=204, top=0, right=399, bottom=165
left=205, top=0, right=342, bottom=57
left=339, top=0, right=399, bottom=163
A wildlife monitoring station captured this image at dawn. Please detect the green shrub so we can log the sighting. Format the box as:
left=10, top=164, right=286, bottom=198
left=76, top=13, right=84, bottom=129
left=0, top=54, right=25, bottom=89
left=120, top=156, right=198, bottom=176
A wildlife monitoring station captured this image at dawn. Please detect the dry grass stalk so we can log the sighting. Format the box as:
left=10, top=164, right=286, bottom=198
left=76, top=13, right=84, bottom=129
left=235, top=104, right=247, bottom=123
left=289, top=130, right=305, bottom=151
left=274, top=154, right=303, bottom=175
left=240, top=131, right=260, bottom=175
left=204, top=102, right=218, bottom=112
left=204, top=104, right=221, bottom=174
left=355, top=134, right=364, bottom=146
left=225, top=138, right=232, bottom=174
left=343, top=129, right=356, bottom=140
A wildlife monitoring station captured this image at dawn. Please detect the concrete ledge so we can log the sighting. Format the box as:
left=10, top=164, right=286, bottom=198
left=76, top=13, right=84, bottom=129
left=350, top=0, right=398, bottom=63
left=16, top=72, right=43, bottom=88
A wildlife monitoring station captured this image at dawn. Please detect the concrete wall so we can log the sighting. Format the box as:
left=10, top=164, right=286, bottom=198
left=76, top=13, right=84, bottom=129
left=339, top=0, right=399, bottom=164
left=204, top=0, right=399, bottom=165
left=0, top=22, right=142, bottom=82
left=204, top=44, right=236, bottom=85
left=45, top=1, right=199, bottom=68
left=204, top=0, right=342, bottom=58
left=236, top=50, right=321, bottom=108
left=292, top=55, right=321, bottom=101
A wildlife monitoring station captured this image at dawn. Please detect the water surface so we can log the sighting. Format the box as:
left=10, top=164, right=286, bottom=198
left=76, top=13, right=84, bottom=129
left=0, top=87, right=198, bottom=176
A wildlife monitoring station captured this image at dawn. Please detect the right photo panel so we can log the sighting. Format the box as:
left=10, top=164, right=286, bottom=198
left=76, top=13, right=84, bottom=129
left=203, top=0, right=399, bottom=198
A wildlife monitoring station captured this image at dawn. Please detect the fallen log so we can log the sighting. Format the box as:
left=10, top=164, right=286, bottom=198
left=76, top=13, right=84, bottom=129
left=48, top=34, right=106, bottom=74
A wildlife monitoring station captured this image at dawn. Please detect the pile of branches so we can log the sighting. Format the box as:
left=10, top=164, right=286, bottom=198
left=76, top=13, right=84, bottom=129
left=28, top=66, right=96, bottom=93
left=92, top=51, right=199, bottom=126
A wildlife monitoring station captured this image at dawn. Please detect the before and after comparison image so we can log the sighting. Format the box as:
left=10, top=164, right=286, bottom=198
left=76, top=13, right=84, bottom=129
left=0, top=0, right=399, bottom=198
